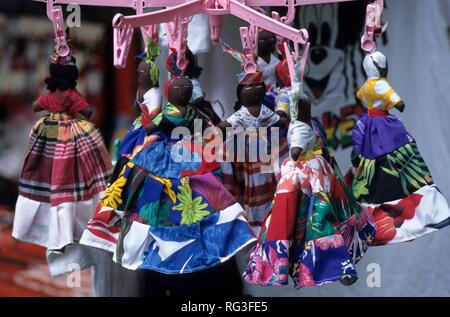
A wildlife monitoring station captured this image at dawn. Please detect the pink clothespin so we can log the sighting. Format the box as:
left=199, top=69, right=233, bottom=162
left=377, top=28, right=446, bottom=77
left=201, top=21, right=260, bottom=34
left=239, top=23, right=258, bottom=73
left=271, top=0, right=295, bottom=59
left=284, top=33, right=310, bottom=84
left=112, top=14, right=134, bottom=69
left=166, top=17, right=190, bottom=72
left=361, top=0, right=386, bottom=53
left=135, top=0, right=159, bottom=45
left=204, top=0, right=229, bottom=44
left=46, top=1, right=69, bottom=57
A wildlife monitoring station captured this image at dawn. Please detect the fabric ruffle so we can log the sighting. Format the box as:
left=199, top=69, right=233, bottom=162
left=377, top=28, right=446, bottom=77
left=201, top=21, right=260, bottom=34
left=13, top=193, right=101, bottom=250
left=365, top=185, right=450, bottom=245
left=245, top=235, right=358, bottom=289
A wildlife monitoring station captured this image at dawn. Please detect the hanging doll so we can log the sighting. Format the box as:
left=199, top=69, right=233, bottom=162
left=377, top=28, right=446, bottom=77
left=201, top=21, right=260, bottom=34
left=119, top=38, right=162, bottom=158
left=274, top=58, right=340, bottom=172
left=80, top=75, right=256, bottom=274
left=13, top=50, right=112, bottom=251
left=216, top=70, right=289, bottom=234
left=244, top=93, right=375, bottom=289
left=351, top=51, right=450, bottom=245
left=167, top=48, right=222, bottom=125
left=257, top=29, right=280, bottom=93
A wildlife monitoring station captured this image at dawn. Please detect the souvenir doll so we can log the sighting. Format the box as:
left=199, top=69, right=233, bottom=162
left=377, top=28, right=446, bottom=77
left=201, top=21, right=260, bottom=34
left=351, top=51, right=450, bottom=245
left=257, top=29, right=280, bottom=93
left=167, top=48, right=222, bottom=125
left=274, top=59, right=340, bottom=172
left=80, top=76, right=256, bottom=274
left=13, top=51, right=112, bottom=251
left=216, top=70, right=290, bottom=234
left=119, top=38, right=162, bottom=158
left=244, top=93, right=375, bottom=288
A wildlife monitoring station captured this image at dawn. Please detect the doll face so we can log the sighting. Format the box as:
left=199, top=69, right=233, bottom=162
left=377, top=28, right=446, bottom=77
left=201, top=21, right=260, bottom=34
left=137, top=60, right=153, bottom=87
left=257, top=30, right=276, bottom=59
left=167, top=77, right=193, bottom=107
left=296, top=94, right=312, bottom=122
left=240, top=83, right=266, bottom=107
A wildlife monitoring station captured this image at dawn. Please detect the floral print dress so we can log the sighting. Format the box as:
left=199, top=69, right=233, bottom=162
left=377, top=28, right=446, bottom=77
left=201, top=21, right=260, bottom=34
left=244, top=121, right=375, bottom=289
left=80, top=101, right=256, bottom=274
left=351, top=77, right=450, bottom=244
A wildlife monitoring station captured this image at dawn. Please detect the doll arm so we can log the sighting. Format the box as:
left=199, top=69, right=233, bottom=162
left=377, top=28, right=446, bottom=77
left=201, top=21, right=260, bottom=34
left=216, top=120, right=232, bottom=131
left=273, top=116, right=290, bottom=128
left=394, top=101, right=405, bottom=113
left=78, top=107, right=94, bottom=120
left=143, top=121, right=159, bottom=135
left=32, top=101, right=44, bottom=113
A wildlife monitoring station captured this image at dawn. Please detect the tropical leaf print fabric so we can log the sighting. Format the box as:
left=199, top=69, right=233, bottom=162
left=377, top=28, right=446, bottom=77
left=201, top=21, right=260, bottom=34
left=351, top=78, right=450, bottom=245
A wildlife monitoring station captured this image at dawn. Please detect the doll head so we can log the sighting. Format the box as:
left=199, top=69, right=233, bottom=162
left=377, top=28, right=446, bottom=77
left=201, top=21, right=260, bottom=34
left=166, top=77, right=193, bottom=107
left=275, top=59, right=291, bottom=88
left=363, top=51, right=388, bottom=79
left=166, top=48, right=203, bottom=79
left=257, top=29, right=276, bottom=61
left=294, top=93, right=311, bottom=123
left=44, top=54, right=79, bottom=92
left=237, top=71, right=265, bottom=107
left=137, top=60, right=158, bottom=88
left=137, top=37, right=160, bottom=88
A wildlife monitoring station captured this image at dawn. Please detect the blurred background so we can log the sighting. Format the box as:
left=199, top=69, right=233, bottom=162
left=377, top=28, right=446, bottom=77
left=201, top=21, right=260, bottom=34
left=1, top=0, right=450, bottom=297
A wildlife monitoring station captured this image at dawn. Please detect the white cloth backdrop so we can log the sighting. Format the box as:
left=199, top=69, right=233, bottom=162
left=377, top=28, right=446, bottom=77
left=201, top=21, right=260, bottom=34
left=191, top=0, right=450, bottom=296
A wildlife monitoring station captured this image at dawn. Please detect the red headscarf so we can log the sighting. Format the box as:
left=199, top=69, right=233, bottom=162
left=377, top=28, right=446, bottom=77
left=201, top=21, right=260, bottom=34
left=276, top=59, right=291, bottom=88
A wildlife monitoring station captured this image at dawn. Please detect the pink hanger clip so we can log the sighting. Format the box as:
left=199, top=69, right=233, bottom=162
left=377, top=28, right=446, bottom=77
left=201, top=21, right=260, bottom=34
left=166, top=17, right=190, bottom=72
left=46, top=1, right=70, bottom=57
left=112, top=14, right=134, bottom=69
left=361, top=0, right=386, bottom=53
left=284, top=31, right=309, bottom=84
left=239, top=22, right=258, bottom=73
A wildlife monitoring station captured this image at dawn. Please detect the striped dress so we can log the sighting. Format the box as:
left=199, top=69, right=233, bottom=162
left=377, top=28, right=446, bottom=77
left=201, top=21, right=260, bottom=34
left=13, top=89, right=112, bottom=251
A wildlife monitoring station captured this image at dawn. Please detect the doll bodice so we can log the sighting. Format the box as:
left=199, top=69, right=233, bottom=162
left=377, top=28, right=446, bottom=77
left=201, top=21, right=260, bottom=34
left=287, top=120, right=316, bottom=157
left=356, top=78, right=402, bottom=112
left=37, top=89, right=89, bottom=114
left=151, top=102, right=196, bottom=135
left=226, top=104, right=280, bottom=129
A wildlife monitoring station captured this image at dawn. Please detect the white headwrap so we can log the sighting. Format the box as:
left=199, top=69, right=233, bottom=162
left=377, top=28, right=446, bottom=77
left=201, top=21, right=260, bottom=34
left=363, top=51, right=387, bottom=79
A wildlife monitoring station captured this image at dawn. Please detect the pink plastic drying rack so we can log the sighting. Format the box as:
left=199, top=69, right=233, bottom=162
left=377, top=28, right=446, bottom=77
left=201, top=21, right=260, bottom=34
left=34, top=0, right=382, bottom=84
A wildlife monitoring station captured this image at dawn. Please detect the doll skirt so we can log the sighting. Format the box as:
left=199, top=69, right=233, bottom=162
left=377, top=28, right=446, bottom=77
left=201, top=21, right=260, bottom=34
left=18, top=114, right=112, bottom=206
left=351, top=114, right=450, bottom=244
left=119, top=117, right=148, bottom=159
left=220, top=128, right=290, bottom=234
left=80, top=134, right=256, bottom=274
left=244, top=156, right=375, bottom=289
left=13, top=114, right=111, bottom=250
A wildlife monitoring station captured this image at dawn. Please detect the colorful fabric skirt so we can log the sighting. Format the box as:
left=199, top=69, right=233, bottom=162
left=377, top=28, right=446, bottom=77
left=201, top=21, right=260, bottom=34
left=119, top=116, right=148, bottom=159
left=14, top=113, right=112, bottom=249
left=244, top=156, right=375, bottom=289
left=352, top=113, right=450, bottom=245
left=80, top=134, right=256, bottom=274
left=220, top=128, right=289, bottom=232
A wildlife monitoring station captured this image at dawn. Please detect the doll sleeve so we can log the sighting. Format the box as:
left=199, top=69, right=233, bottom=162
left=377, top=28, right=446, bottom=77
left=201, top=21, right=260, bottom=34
left=288, top=122, right=314, bottom=153
left=36, top=92, right=50, bottom=110
left=380, top=79, right=402, bottom=110
left=275, top=90, right=290, bottom=115
left=68, top=89, right=90, bottom=113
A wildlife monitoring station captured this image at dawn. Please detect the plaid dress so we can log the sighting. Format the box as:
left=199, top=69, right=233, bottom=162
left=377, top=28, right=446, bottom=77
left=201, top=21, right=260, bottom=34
left=13, top=90, right=112, bottom=250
